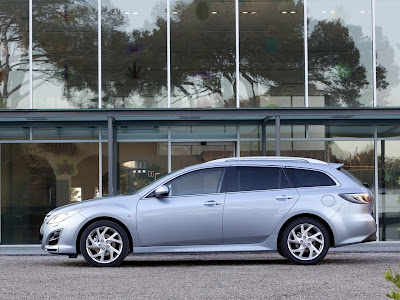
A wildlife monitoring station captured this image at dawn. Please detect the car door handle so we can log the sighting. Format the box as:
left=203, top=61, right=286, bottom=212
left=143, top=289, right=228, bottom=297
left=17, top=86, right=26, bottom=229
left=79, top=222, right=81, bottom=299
left=275, top=195, right=294, bottom=201
left=204, top=201, right=223, bottom=206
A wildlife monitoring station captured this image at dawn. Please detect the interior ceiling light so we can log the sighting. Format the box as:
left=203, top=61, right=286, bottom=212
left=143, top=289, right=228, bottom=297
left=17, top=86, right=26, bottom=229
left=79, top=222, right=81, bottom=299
left=251, top=11, right=257, bottom=14
left=360, top=10, right=366, bottom=13
left=124, top=12, right=130, bottom=15
left=172, top=11, right=179, bottom=15
left=211, top=11, right=218, bottom=14
left=290, top=11, right=296, bottom=14
left=330, top=10, right=335, bottom=14
left=281, top=11, right=288, bottom=14
left=133, top=12, right=139, bottom=15
left=321, top=10, right=327, bottom=14
left=242, top=11, right=249, bottom=14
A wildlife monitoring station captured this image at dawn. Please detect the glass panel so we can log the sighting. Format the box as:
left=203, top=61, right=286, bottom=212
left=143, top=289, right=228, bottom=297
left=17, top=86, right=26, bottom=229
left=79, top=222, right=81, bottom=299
left=172, top=143, right=234, bottom=171
left=171, top=126, right=236, bottom=139
left=118, top=142, right=168, bottom=195
left=240, top=141, right=276, bottom=157
left=0, top=0, right=30, bottom=109
left=309, top=125, right=374, bottom=138
left=376, top=1, right=400, bottom=106
left=101, top=0, right=167, bottom=108
left=308, top=0, right=373, bottom=107
left=0, top=128, right=30, bottom=140
left=1, top=143, right=100, bottom=244
left=240, top=125, right=260, bottom=139
left=115, top=126, right=168, bottom=140
left=281, top=140, right=374, bottom=187
left=33, top=0, right=98, bottom=108
left=167, top=168, right=224, bottom=196
left=33, top=127, right=99, bottom=140
left=240, top=0, right=304, bottom=107
left=240, top=141, right=261, bottom=156
left=378, top=140, right=400, bottom=241
left=378, top=126, right=400, bottom=138
left=281, top=125, right=306, bottom=139
left=170, top=0, right=236, bottom=108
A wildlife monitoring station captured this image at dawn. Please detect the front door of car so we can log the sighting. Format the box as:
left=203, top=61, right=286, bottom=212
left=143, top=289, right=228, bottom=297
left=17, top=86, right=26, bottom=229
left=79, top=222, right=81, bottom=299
left=137, top=167, right=227, bottom=247
left=223, top=166, right=299, bottom=244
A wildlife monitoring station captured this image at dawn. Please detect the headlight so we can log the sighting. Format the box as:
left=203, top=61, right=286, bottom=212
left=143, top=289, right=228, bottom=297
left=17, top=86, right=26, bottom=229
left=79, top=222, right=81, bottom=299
left=47, top=210, right=81, bottom=224
left=339, top=193, right=373, bottom=204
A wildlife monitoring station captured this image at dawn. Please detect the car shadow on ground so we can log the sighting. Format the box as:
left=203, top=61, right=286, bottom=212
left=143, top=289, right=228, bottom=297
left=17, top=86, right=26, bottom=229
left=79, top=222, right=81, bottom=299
left=45, top=253, right=378, bottom=268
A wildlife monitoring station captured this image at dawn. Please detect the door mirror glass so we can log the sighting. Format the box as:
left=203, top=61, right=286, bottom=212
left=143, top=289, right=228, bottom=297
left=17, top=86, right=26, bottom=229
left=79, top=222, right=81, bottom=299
left=155, top=185, right=169, bottom=198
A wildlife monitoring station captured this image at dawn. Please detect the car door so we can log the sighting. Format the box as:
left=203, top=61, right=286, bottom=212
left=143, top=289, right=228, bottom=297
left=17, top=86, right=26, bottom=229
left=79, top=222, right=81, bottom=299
left=223, top=166, right=299, bottom=244
left=137, top=167, right=227, bottom=247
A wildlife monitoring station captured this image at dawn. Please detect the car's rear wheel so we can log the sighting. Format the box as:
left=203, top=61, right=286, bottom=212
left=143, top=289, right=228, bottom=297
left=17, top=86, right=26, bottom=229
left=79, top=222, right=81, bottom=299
left=281, top=217, right=330, bottom=265
left=80, top=220, right=129, bottom=267
left=277, top=244, right=286, bottom=258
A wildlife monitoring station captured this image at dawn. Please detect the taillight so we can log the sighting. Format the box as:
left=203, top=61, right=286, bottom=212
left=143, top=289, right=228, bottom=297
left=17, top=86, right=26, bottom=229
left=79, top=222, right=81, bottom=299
left=339, top=193, right=373, bottom=204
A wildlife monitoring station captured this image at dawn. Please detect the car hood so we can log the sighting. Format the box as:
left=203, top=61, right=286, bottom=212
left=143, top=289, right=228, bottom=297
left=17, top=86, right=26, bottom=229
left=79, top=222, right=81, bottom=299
left=46, top=194, right=140, bottom=217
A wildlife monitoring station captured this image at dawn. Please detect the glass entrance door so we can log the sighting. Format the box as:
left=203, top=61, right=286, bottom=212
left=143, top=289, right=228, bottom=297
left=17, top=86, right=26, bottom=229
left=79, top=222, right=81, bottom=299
left=171, top=142, right=235, bottom=171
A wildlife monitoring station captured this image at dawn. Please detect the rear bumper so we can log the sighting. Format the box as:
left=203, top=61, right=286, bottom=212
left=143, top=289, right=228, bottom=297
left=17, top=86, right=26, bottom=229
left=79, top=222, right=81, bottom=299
left=330, top=202, right=376, bottom=247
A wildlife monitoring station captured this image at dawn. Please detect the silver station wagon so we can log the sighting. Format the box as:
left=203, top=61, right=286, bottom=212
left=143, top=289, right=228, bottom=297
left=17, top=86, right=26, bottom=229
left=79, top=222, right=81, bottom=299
left=40, top=157, right=376, bottom=267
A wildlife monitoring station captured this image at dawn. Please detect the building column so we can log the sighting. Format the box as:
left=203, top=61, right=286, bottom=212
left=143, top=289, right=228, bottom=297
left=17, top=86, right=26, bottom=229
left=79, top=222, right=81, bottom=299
left=261, top=124, right=266, bottom=156
left=275, top=116, right=281, bottom=156
left=108, top=117, right=116, bottom=196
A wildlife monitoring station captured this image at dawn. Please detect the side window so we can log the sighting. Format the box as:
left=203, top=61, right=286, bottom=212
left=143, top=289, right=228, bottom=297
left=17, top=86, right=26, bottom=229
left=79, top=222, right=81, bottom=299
left=234, top=167, right=291, bottom=192
left=167, top=168, right=225, bottom=196
left=286, top=168, right=336, bottom=188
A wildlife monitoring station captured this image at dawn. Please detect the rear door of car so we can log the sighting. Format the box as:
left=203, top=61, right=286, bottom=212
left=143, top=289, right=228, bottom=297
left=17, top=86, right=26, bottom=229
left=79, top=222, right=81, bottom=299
left=223, top=166, right=299, bottom=244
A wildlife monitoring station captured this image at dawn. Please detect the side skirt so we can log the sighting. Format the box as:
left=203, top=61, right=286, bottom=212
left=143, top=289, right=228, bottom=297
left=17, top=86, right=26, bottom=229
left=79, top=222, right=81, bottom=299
left=133, top=235, right=278, bottom=254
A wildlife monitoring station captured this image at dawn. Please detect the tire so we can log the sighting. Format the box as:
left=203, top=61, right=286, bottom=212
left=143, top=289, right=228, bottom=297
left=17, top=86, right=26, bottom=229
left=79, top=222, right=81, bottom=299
left=280, top=217, right=330, bottom=265
left=80, top=220, right=129, bottom=267
left=277, top=244, right=286, bottom=258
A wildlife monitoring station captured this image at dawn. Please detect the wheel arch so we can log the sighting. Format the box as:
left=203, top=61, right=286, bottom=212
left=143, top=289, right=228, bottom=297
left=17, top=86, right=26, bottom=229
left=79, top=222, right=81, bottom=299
left=76, top=217, right=134, bottom=254
left=277, top=214, right=335, bottom=250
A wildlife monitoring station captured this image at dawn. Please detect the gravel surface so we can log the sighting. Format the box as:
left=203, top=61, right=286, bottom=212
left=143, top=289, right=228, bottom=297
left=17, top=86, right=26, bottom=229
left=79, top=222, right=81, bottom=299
left=0, top=252, right=398, bottom=299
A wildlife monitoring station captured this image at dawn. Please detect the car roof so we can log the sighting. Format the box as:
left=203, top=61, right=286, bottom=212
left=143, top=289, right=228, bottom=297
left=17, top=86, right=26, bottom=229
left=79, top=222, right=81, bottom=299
left=201, top=156, right=343, bottom=169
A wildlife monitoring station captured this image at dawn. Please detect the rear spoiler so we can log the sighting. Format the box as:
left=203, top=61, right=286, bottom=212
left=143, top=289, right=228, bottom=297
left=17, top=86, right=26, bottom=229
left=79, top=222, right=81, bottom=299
left=328, top=163, right=344, bottom=169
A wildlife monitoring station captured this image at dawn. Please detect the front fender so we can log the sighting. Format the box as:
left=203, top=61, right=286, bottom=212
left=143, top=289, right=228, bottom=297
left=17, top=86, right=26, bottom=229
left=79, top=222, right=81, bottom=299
left=77, top=206, right=139, bottom=250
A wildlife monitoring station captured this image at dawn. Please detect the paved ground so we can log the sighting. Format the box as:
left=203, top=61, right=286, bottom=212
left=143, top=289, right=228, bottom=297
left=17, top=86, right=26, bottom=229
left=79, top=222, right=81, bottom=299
left=0, top=251, right=399, bottom=299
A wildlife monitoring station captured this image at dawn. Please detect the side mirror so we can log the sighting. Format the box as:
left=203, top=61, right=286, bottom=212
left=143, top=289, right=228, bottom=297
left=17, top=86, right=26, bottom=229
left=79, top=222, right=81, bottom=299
left=155, top=185, right=169, bottom=198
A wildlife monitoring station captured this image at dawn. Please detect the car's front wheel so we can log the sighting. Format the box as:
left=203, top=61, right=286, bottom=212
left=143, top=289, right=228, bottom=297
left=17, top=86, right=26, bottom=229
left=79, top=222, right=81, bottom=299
left=80, top=220, right=129, bottom=267
left=280, top=217, right=330, bottom=265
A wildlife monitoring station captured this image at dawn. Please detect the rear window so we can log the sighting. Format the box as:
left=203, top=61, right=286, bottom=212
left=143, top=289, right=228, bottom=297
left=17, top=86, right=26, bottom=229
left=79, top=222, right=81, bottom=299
left=234, top=167, right=291, bottom=192
left=286, top=168, right=336, bottom=188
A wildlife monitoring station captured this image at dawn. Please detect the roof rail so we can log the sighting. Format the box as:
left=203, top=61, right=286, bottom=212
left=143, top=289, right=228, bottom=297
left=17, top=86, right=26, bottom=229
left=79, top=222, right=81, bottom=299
left=206, top=156, right=328, bottom=164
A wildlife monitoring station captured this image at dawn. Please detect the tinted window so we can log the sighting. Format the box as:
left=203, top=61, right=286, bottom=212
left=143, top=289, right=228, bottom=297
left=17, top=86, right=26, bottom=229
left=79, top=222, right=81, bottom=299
left=286, top=168, right=336, bottom=188
left=167, top=168, right=225, bottom=196
left=234, top=167, right=291, bottom=192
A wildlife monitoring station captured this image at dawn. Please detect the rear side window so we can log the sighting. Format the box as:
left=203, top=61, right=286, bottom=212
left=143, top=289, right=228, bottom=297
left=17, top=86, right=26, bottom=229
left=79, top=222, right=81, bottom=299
left=234, top=167, right=291, bottom=192
left=286, top=168, right=336, bottom=188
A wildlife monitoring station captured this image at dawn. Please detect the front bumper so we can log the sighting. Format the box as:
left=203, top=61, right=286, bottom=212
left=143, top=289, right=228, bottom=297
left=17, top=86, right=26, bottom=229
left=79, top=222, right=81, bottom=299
left=40, top=212, right=86, bottom=255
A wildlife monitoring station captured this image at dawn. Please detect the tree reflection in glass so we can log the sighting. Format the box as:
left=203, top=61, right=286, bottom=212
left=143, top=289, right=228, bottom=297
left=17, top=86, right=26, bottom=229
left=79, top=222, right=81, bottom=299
left=0, top=0, right=30, bottom=109
left=170, top=0, right=236, bottom=108
left=240, top=0, right=305, bottom=108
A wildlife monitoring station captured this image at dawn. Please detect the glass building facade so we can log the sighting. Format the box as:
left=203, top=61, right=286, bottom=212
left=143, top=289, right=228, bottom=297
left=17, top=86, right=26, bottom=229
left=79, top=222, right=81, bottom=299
left=0, top=0, right=399, bottom=244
